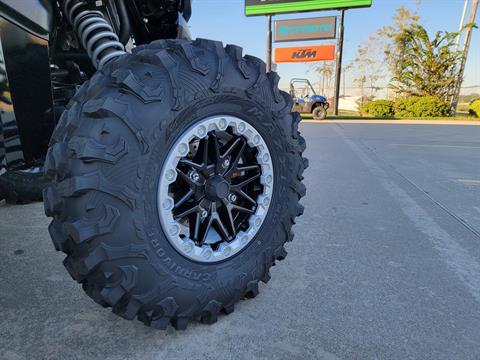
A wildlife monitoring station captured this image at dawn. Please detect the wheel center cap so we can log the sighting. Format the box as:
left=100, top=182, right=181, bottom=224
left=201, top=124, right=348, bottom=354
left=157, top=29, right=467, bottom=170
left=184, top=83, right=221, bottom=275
left=205, top=175, right=230, bottom=200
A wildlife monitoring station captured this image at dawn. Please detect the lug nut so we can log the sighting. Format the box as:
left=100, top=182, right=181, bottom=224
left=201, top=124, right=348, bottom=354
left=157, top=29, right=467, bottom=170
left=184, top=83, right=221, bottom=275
left=184, top=242, right=194, bottom=253
left=223, top=246, right=232, bottom=256
left=169, top=225, right=179, bottom=236
left=178, top=143, right=189, bottom=156
left=202, top=248, right=212, bottom=259
left=166, top=169, right=176, bottom=181
left=228, top=193, right=237, bottom=202
left=162, top=198, right=174, bottom=210
left=189, top=171, right=200, bottom=182
left=219, top=118, right=227, bottom=129
left=222, top=158, right=230, bottom=168
left=237, top=122, right=246, bottom=133
left=197, top=125, right=207, bottom=137
left=200, top=209, right=208, bottom=219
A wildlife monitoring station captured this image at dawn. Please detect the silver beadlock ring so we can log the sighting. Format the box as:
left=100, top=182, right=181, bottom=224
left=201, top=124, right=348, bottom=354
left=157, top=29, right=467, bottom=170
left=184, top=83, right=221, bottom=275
left=157, top=115, right=274, bottom=263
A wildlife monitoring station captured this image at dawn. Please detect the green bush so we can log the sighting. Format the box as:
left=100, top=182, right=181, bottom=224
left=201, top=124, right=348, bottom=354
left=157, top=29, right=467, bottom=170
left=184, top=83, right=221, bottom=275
left=469, top=99, right=480, bottom=117
left=394, top=96, right=450, bottom=118
left=360, top=100, right=395, bottom=117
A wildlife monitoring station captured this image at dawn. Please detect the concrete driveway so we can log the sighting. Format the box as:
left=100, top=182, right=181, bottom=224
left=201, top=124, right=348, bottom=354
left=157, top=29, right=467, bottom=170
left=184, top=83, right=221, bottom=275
left=1, top=122, right=480, bottom=360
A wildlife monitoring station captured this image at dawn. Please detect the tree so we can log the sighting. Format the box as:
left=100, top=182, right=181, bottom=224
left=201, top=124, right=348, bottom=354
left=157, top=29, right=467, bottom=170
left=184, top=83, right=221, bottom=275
left=342, top=63, right=352, bottom=96
left=353, top=75, right=367, bottom=103
left=349, top=35, right=387, bottom=99
left=389, top=24, right=465, bottom=100
left=378, top=4, right=421, bottom=75
left=339, top=4, right=420, bottom=99
left=310, top=61, right=334, bottom=96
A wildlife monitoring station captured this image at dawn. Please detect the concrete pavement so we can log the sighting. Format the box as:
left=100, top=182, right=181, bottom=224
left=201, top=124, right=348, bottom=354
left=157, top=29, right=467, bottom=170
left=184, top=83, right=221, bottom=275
left=1, top=122, right=479, bottom=360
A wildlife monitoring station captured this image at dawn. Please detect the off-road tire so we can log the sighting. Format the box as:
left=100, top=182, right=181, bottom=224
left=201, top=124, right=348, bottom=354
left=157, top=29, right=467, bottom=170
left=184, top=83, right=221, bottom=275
left=312, top=105, right=327, bottom=120
left=0, top=170, right=48, bottom=204
left=43, top=38, right=308, bottom=330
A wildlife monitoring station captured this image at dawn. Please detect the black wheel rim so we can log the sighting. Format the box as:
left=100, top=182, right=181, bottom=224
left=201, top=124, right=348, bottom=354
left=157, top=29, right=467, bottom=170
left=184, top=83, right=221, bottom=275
left=158, top=116, right=274, bottom=262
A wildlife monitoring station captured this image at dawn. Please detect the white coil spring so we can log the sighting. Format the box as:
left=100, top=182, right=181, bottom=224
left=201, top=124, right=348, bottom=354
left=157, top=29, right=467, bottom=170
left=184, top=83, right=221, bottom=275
left=63, top=0, right=126, bottom=69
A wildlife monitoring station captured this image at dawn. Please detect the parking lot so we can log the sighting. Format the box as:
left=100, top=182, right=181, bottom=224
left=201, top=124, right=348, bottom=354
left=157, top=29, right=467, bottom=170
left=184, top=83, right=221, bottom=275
left=1, top=121, right=480, bottom=360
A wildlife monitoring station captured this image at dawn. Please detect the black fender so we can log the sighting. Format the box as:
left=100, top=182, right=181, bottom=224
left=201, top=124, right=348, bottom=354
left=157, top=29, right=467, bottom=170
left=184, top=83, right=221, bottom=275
left=0, top=0, right=54, bottom=39
left=0, top=4, right=54, bottom=168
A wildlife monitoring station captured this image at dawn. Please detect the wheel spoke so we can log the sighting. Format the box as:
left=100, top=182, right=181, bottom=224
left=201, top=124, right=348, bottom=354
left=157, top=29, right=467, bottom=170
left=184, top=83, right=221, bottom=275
left=231, top=173, right=260, bottom=190
left=193, top=212, right=201, bottom=241
left=179, top=159, right=203, bottom=171
left=222, top=137, right=242, bottom=158
left=225, top=140, right=246, bottom=178
left=202, top=135, right=209, bottom=165
left=237, top=164, right=260, bottom=172
left=237, top=189, right=257, bottom=205
left=199, top=203, right=214, bottom=245
left=174, top=204, right=200, bottom=219
left=199, top=217, right=213, bottom=246
left=205, top=201, right=230, bottom=242
left=211, top=133, right=221, bottom=163
left=221, top=199, right=237, bottom=237
left=232, top=204, right=255, bottom=215
left=214, top=215, right=230, bottom=241
left=177, top=169, right=197, bottom=189
left=174, top=189, right=194, bottom=209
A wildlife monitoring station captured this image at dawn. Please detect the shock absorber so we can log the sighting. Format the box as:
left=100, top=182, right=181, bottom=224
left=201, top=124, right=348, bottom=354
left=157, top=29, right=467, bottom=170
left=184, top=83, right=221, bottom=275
left=62, top=0, right=126, bottom=69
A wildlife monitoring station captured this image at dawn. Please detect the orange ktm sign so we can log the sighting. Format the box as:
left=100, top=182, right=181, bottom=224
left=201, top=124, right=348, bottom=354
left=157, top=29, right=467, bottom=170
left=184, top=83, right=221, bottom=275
left=274, top=45, right=335, bottom=63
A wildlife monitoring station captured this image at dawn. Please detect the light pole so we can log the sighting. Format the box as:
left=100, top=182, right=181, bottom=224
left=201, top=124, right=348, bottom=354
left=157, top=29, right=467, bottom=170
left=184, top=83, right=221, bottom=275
left=451, top=0, right=478, bottom=115
left=455, top=0, right=469, bottom=52
left=333, top=9, right=345, bottom=116
left=266, top=15, right=273, bottom=73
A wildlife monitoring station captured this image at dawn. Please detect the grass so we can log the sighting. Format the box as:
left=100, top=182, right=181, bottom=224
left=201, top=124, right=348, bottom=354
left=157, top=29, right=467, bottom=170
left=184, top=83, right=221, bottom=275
left=300, top=109, right=479, bottom=121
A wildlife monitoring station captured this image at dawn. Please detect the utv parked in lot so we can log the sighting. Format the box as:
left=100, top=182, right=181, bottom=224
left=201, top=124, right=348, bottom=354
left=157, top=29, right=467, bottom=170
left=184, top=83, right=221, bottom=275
left=0, top=0, right=307, bottom=329
left=290, top=78, right=329, bottom=120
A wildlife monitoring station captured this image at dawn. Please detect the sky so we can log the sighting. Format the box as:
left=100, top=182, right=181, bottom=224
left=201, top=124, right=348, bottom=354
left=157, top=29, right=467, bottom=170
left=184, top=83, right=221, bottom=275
left=188, top=0, right=480, bottom=96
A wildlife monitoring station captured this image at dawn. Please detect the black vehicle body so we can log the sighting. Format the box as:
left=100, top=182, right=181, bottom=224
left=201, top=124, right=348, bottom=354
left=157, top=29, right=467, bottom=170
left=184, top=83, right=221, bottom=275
left=289, top=78, right=329, bottom=115
left=0, top=0, right=191, bottom=172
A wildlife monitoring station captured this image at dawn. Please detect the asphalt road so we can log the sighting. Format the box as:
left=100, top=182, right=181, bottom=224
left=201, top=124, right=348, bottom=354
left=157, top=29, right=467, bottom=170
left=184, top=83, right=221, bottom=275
left=1, top=122, right=480, bottom=360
